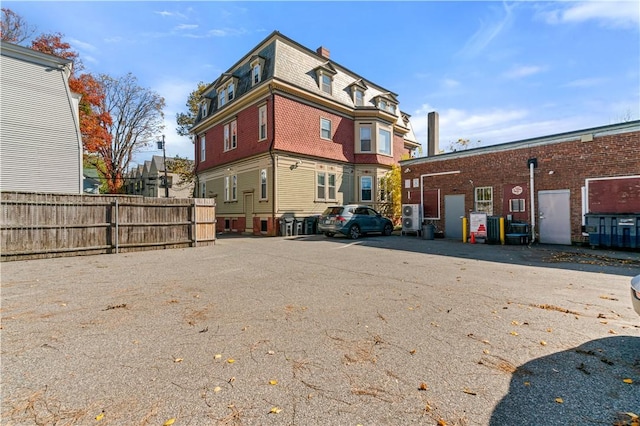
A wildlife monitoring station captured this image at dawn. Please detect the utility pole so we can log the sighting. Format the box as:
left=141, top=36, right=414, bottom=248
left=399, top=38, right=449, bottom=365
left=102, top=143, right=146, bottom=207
left=157, top=135, right=169, bottom=198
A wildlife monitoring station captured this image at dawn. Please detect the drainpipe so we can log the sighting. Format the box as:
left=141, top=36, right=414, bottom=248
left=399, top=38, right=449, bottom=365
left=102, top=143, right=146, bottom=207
left=268, top=84, right=277, bottom=234
left=529, top=160, right=536, bottom=244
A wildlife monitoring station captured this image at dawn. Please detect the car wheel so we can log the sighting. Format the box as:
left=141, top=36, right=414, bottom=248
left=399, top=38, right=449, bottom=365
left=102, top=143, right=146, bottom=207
left=324, top=232, right=334, bottom=237
left=383, top=223, right=393, bottom=236
left=348, top=224, right=361, bottom=239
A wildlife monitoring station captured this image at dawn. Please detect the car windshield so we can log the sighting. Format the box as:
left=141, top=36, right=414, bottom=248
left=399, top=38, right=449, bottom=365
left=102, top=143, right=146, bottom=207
left=322, top=207, right=344, bottom=216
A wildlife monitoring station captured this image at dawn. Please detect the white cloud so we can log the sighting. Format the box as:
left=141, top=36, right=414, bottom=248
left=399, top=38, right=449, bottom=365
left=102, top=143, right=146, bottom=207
left=458, top=2, right=517, bottom=58
left=442, top=78, right=460, bottom=88
left=175, top=24, right=198, bottom=31
left=68, top=38, right=97, bottom=53
left=541, top=2, right=639, bottom=29
left=563, top=77, right=607, bottom=88
left=503, top=65, right=546, bottom=79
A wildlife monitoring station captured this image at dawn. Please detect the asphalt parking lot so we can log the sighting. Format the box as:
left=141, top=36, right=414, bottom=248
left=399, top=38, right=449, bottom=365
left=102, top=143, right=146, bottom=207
left=1, top=234, right=639, bottom=425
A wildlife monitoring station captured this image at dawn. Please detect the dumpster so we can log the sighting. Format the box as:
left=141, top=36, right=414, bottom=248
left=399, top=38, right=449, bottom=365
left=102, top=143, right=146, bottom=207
left=585, top=214, right=640, bottom=249
left=422, top=223, right=435, bottom=240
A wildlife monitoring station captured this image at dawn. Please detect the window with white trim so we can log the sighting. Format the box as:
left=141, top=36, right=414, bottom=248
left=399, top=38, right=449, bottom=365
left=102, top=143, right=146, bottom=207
left=251, top=62, right=261, bottom=85
left=475, top=187, right=493, bottom=215
left=354, top=89, right=364, bottom=106
left=218, top=87, right=226, bottom=107
left=360, top=126, right=372, bottom=152
left=321, top=74, right=332, bottom=94
left=378, top=128, right=391, bottom=155
left=224, top=124, right=230, bottom=151
left=231, top=120, right=237, bottom=149
left=260, top=169, right=268, bottom=200
left=360, top=176, right=372, bottom=202
left=316, top=171, right=336, bottom=201
left=259, top=105, right=267, bottom=141
left=320, top=118, right=332, bottom=140
left=509, top=198, right=525, bottom=212
left=227, top=82, right=234, bottom=101
left=200, top=136, right=206, bottom=161
left=201, top=101, right=207, bottom=118
left=224, top=175, right=238, bottom=201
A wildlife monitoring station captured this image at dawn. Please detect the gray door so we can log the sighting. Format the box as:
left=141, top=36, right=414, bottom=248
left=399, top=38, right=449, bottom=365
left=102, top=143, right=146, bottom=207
left=444, top=194, right=465, bottom=239
left=244, top=193, right=254, bottom=233
left=538, top=190, right=571, bottom=245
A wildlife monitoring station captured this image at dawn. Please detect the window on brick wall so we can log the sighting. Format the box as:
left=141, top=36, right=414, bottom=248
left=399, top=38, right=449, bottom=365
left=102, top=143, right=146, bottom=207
left=259, top=105, right=267, bottom=141
left=475, top=186, right=493, bottom=215
left=509, top=198, right=525, bottom=212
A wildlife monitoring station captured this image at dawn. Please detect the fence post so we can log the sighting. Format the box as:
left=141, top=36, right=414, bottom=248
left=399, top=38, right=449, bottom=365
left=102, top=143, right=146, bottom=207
left=114, top=198, right=119, bottom=254
left=192, top=199, right=198, bottom=247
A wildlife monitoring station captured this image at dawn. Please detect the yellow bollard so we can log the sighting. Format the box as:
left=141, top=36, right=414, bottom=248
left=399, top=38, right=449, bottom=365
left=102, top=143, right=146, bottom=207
left=499, top=217, right=505, bottom=245
left=462, top=217, right=468, bottom=243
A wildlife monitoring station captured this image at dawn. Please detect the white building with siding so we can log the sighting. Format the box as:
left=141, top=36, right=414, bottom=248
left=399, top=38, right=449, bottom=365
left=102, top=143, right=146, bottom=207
left=0, top=41, right=83, bottom=194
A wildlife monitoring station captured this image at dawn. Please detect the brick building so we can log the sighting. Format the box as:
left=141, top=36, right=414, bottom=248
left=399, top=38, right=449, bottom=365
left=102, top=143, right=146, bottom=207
left=400, top=119, right=640, bottom=247
left=190, top=31, right=420, bottom=236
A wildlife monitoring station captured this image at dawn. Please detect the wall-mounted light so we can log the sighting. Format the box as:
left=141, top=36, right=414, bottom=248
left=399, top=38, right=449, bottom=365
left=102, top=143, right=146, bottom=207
left=548, top=170, right=554, bottom=175
left=404, top=168, right=411, bottom=173
left=290, top=160, right=302, bottom=170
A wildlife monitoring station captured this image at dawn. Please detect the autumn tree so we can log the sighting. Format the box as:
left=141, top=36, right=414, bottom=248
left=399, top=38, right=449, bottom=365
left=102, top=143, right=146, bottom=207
left=0, top=8, right=35, bottom=43
left=166, top=155, right=195, bottom=187
left=380, top=163, right=403, bottom=225
left=93, top=73, right=165, bottom=193
left=176, top=81, right=210, bottom=137
left=447, top=138, right=481, bottom=152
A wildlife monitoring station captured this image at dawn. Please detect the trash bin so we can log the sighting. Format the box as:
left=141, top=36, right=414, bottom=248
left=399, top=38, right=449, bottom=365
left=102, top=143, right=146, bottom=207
left=304, top=216, right=318, bottom=235
left=422, top=223, right=435, bottom=240
left=294, top=219, right=303, bottom=236
left=280, top=217, right=294, bottom=236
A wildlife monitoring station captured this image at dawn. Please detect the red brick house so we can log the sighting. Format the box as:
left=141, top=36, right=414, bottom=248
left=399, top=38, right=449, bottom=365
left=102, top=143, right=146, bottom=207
left=400, top=119, right=640, bottom=247
left=190, top=31, right=420, bottom=236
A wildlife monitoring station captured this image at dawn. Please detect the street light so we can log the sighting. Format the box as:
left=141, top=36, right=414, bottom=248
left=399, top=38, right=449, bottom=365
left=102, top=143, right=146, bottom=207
left=157, top=135, right=169, bottom=198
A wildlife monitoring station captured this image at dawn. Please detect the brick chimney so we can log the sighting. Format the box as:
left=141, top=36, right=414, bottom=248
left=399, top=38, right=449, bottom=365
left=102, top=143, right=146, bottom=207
left=316, top=46, right=330, bottom=59
left=427, top=111, right=440, bottom=156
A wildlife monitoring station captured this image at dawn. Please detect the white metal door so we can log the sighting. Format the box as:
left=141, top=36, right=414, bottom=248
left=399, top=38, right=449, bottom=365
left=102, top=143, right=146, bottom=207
left=538, top=190, right=571, bottom=245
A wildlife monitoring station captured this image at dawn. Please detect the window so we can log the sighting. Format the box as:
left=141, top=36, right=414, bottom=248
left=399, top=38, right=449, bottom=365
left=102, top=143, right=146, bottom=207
left=378, top=128, right=391, bottom=155
left=227, top=82, right=234, bottom=101
left=361, top=176, right=372, bottom=202
left=200, top=136, right=206, bottom=161
left=231, top=120, right=237, bottom=149
left=379, top=99, right=387, bottom=110
left=232, top=175, right=237, bottom=200
left=316, top=172, right=336, bottom=200
left=259, top=105, right=267, bottom=140
left=224, top=125, right=230, bottom=151
left=321, top=74, right=332, bottom=94
left=475, top=187, right=493, bottom=215
left=201, top=101, right=207, bottom=118
left=360, top=126, right=371, bottom=152
left=354, top=89, right=364, bottom=106
left=252, top=62, right=261, bottom=85
left=200, top=182, right=206, bottom=198
left=510, top=198, right=526, bottom=212
left=218, top=88, right=226, bottom=107
left=260, top=169, right=267, bottom=200
left=320, top=118, right=332, bottom=140
left=224, top=175, right=238, bottom=201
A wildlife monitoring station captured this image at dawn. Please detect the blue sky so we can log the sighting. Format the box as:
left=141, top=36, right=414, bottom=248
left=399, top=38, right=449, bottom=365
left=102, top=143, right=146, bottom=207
left=6, top=1, right=639, bottom=167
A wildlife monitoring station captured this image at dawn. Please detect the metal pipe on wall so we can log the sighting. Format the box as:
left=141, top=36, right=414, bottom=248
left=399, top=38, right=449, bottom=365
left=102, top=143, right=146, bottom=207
left=530, top=162, right=536, bottom=244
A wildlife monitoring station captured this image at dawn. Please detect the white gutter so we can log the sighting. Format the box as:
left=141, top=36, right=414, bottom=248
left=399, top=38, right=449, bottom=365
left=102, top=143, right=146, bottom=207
left=530, top=162, right=536, bottom=244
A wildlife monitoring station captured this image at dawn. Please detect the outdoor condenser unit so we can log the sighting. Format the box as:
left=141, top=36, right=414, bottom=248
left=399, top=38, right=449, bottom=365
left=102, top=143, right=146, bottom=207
left=402, top=204, right=421, bottom=232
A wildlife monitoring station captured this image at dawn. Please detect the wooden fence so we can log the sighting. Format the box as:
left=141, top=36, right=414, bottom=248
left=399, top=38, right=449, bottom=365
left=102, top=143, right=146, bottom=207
left=1, top=192, right=216, bottom=261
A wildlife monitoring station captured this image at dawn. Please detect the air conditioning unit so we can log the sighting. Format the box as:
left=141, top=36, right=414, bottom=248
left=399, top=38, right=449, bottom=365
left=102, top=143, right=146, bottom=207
left=402, top=204, right=421, bottom=232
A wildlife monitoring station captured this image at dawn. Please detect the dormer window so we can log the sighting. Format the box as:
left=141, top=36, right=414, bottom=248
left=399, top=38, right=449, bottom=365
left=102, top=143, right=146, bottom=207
left=314, top=62, right=337, bottom=96
left=218, top=88, right=226, bottom=107
left=354, top=89, right=364, bottom=106
left=375, top=95, right=398, bottom=115
left=227, top=81, right=234, bottom=101
left=250, top=56, right=265, bottom=86
left=200, top=101, right=208, bottom=118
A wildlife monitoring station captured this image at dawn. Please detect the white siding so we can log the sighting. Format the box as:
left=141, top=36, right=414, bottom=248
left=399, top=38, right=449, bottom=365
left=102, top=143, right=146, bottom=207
left=0, top=45, right=82, bottom=193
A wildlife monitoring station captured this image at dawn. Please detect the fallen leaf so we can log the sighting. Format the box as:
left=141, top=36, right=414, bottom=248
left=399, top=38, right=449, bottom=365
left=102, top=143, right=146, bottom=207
left=269, top=379, right=278, bottom=385
left=267, top=350, right=275, bottom=355
left=547, top=328, right=553, bottom=332
left=524, top=382, right=530, bottom=386
left=609, top=329, right=618, bottom=335
left=623, top=378, right=633, bottom=384
left=540, top=341, right=547, bottom=346
left=463, top=388, right=477, bottom=395
left=213, top=386, right=222, bottom=393
left=95, top=412, right=104, bottom=421
left=555, top=397, right=564, bottom=404
left=510, top=331, right=519, bottom=336
left=214, top=354, right=222, bottom=360
left=483, top=349, right=490, bottom=354
left=174, top=358, right=183, bottom=363
left=425, top=403, right=432, bottom=412
left=269, top=407, right=282, bottom=414
left=419, top=382, right=428, bottom=391
left=163, top=419, right=176, bottom=426
left=437, top=420, right=447, bottom=426
left=227, top=358, right=235, bottom=363
left=511, top=320, right=520, bottom=326
left=409, top=349, right=416, bottom=355
left=481, top=340, right=490, bottom=344
left=228, top=377, right=235, bottom=383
